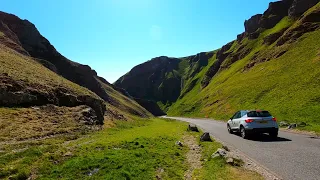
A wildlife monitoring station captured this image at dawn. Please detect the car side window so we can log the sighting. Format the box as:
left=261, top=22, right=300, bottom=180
left=240, top=111, right=246, bottom=118
left=231, top=112, right=239, bottom=119
left=233, top=111, right=241, bottom=119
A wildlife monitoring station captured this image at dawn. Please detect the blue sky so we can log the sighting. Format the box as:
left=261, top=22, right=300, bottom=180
left=2, top=0, right=272, bottom=83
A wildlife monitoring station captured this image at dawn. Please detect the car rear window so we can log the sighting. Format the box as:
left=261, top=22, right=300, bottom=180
left=247, top=111, right=272, bottom=117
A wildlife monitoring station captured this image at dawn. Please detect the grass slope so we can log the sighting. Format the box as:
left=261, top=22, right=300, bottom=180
left=0, top=118, right=262, bottom=179
left=168, top=10, right=320, bottom=132
left=0, top=45, right=97, bottom=98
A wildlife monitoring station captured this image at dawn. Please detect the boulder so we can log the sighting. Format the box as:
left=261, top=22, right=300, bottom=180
left=226, top=157, right=234, bottom=165
left=298, top=122, right=307, bottom=127
left=188, top=124, right=199, bottom=132
left=211, top=148, right=227, bottom=158
left=79, top=107, right=98, bottom=125
left=200, top=132, right=212, bottom=142
left=222, top=145, right=230, bottom=152
left=175, top=141, right=183, bottom=147
left=279, top=121, right=290, bottom=127
left=226, top=157, right=243, bottom=167
left=288, top=123, right=297, bottom=129
left=289, top=0, right=320, bottom=18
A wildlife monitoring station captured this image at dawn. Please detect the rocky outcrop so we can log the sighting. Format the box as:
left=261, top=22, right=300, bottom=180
left=244, top=14, right=263, bottom=34
left=0, top=11, right=110, bottom=102
left=289, top=0, right=320, bottom=17
left=244, top=14, right=262, bottom=33
left=244, top=0, right=293, bottom=36
left=0, top=21, right=29, bottom=56
left=260, top=0, right=293, bottom=29
left=201, top=41, right=234, bottom=88
left=277, top=7, right=320, bottom=46
left=237, top=32, right=246, bottom=42
left=0, top=74, right=106, bottom=124
left=244, top=0, right=320, bottom=37
left=263, top=28, right=289, bottom=45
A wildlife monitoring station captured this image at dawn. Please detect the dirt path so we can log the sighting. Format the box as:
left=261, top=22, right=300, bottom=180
left=183, top=134, right=202, bottom=180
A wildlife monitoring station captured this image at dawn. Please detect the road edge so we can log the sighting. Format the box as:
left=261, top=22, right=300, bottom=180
left=163, top=116, right=283, bottom=180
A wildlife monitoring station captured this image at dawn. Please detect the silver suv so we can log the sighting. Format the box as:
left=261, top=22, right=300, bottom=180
left=227, top=110, right=279, bottom=139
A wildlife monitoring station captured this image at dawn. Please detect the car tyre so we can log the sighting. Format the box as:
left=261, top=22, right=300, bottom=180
left=227, top=124, right=233, bottom=134
left=240, top=126, right=248, bottom=139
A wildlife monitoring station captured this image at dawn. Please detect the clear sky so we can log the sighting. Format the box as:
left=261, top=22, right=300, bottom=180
left=2, top=0, right=272, bottom=83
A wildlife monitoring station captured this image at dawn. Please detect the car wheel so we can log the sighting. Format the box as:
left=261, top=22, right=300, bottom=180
left=227, top=124, right=233, bottom=134
left=240, top=126, right=248, bottom=139
left=269, top=131, right=278, bottom=139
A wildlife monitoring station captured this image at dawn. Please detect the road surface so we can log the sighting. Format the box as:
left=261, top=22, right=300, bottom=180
left=166, top=117, right=320, bottom=180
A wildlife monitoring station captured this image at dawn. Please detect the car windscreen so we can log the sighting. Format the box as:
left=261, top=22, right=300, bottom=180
left=247, top=111, right=272, bottom=117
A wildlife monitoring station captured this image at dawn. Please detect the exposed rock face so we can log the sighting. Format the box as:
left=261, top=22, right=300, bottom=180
left=277, top=7, right=320, bottom=46
left=244, top=0, right=320, bottom=36
left=245, top=0, right=294, bottom=35
left=0, top=21, right=29, bottom=56
left=260, top=0, right=293, bottom=29
left=201, top=41, right=233, bottom=88
left=0, top=11, right=110, bottom=102
left=237, top=32, right=246, bottom=42
left=0, top=73, right=106, bottom=124
left=289, top=0, right=320, bottom=17
left=244, top=14, right=262, bottom=33
left=263, top=28, right=289, bottom=45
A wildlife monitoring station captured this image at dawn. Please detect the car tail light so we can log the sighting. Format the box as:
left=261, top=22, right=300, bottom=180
left=245, top=119, right=254, bottom=123
left=272, top=117, right=277, bottom=121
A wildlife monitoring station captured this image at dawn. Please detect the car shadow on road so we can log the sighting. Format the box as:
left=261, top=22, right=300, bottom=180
left=248, top=134, right=292, bottom=142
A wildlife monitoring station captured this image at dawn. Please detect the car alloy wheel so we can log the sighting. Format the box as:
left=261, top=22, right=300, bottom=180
left=227, top=124, right=233, bottom=134
left=240, top=127, right=247, bottom=139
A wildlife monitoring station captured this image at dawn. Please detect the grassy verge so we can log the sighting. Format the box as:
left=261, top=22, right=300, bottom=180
left=1, top=117, right=264, bottom=179
left=187, top=131, right=263, bottom=180
left=0, top=118, right=188, bottom=179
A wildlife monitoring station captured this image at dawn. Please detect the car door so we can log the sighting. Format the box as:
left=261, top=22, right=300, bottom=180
left=233, top=111, right=242, bottom=129
left=230, top=111, right=240, bottom=129
left=235, top=111, right=245, bottom=128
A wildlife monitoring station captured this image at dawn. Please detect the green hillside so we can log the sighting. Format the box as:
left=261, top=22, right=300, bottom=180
left=170, top=3, right=320, bottom=132
left=116, top=2, right=320, bottom=132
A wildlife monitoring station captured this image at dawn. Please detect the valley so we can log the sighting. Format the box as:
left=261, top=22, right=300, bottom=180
left=1, top=0, right=320, bottom=179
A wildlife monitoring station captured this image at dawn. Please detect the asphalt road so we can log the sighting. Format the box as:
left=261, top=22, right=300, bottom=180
left=165, top=117, right=320, bottom=180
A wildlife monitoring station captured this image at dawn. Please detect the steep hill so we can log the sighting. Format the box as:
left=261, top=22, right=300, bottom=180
left=115, top=0, right=320, bottom=131
left=0, top=11, right=152, bottom=141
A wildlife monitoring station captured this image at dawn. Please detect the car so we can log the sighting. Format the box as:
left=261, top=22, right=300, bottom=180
left=227, top=110, right=279, bottom=139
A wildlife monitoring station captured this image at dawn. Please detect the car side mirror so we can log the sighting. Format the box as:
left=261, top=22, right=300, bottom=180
left=230, top=118, right=233, bottom=121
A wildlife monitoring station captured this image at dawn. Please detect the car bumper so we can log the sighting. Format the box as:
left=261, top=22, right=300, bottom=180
left=245, top=127, right=278, bottom=134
